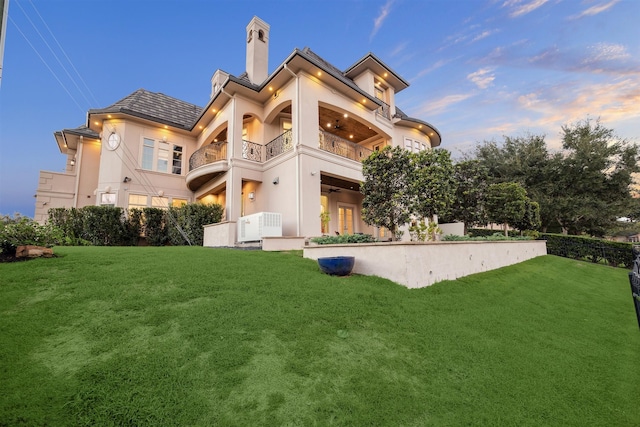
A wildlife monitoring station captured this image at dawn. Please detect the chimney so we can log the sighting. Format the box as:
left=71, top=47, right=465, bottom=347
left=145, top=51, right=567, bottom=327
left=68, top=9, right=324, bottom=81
left=245, top=16, right=270, bottom=85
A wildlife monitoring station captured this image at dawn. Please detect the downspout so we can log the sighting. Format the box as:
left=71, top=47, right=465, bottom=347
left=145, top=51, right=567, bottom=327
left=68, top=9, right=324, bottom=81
left=72, top=136, right=83, bottom=208
left=284, top=63, right=301, bottom=236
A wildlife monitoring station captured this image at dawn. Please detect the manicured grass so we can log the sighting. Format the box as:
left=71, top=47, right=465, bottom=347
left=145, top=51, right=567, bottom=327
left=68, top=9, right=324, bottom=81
left=1, top=247, right=638, bottom=426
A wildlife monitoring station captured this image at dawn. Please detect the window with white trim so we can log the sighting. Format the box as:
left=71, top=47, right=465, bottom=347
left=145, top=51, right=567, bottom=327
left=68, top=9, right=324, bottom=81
left=128, top=194, right=147, bottom=208
left=404, top=137, right=427, bottom=153
left=141, top=138, right=184, bottom=175
left=152, top=196, right=169, bottom=209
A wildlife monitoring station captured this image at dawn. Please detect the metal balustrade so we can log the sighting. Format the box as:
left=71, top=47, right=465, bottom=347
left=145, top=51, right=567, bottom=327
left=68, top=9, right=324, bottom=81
left=242, top=139, right=262, bottom=162
left=265, top=129, right=293, bottom=161
left=189, top=141, right=228, bottom=171
left=318, top=129, right=372, bottom=162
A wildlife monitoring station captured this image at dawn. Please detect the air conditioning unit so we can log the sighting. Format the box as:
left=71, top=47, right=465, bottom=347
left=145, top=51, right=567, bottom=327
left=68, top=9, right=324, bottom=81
left=237, top=212, right=282, bottom=243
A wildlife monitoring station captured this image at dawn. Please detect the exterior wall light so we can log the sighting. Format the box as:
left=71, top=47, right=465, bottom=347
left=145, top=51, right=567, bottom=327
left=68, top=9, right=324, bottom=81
left=248, top=192, right=255, bottom=200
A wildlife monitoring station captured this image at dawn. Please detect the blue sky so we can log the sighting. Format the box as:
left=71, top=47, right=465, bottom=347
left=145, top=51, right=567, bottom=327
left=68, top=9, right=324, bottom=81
left=1, top=0, right=638, bottom=217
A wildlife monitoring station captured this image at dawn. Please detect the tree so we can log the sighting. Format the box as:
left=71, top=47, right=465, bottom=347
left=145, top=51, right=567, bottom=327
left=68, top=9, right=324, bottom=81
left=511, top=199, right=541, bottom=233
left=361, top=146, right=412, bottom=240
left=441, top=160, right=489, bottom=234
left=553, top=119, right=640, bottom=236
left=485, top=182, right=527, bottom=236
left=409, top=149, right=456, bottom=222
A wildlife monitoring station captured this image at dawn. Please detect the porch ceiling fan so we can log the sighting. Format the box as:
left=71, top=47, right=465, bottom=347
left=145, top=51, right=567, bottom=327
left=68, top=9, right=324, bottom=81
left=334, top=120, right=343, bottom=130
left=328, top=188, right=341, bottom=193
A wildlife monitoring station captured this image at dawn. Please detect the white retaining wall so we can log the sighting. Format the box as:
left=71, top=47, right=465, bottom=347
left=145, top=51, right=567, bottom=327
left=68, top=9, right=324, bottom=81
left=303, top=240, right=547, bottom=288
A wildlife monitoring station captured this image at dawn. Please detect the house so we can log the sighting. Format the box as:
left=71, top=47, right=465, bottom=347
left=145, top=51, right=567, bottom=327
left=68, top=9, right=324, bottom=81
left=34, top=16, right=441, bottom=244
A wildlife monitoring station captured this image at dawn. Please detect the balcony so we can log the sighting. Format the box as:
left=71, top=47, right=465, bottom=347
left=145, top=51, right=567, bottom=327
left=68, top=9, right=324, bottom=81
left=265, top=129, right=293, bottom=161
left=318, top=129, right=372, bottom=162
left=189, top=141, right=228, bottom=171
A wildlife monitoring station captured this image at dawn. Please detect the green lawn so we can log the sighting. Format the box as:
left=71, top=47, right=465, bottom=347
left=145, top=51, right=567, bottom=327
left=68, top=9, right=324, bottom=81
left=1, top=247, right=638, bottom=426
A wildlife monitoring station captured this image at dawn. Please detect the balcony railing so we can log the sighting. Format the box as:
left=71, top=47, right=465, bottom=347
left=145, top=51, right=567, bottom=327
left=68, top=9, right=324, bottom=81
left=376, top=101, right=391, bottom=120
left=265, top=129, right=293, bottom=161
left=318, top=129, right=372, bottom=162
left=242, top=139, right=262, bottom=162
left=189, top=141, right=228, bottom=171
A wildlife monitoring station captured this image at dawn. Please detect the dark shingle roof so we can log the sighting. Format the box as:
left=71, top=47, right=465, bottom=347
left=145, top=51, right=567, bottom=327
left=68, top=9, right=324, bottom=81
left=62, top=124, right=100, bottom=139
left=88, top=89, right=204, bottom=129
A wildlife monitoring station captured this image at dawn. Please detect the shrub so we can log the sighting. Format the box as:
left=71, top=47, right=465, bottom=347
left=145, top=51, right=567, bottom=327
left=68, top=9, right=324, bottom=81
left=167, top=203, right=224, bottom=246
left=0, top=214, right=63, bottom=255
left=539, top=233, right=632, bottom=267
left=442, top=233, right=532, bottom=242
left=311, top=234, right=377, bottom=245
left=142, top=208, right=167, bottom=246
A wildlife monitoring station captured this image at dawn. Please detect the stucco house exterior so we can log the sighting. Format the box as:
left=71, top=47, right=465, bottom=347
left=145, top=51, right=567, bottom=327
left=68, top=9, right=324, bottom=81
left=34, top=16, right=441, bottom=243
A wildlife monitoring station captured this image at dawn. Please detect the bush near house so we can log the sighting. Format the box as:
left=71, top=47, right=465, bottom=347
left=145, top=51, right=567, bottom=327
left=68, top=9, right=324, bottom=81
left=0, top=214, right=63, bottom=255
left=539, top=233, right=632, bottom=267
left=48, top=203, right=223, bottom=247
left=310, top=233, right=377, bottom=245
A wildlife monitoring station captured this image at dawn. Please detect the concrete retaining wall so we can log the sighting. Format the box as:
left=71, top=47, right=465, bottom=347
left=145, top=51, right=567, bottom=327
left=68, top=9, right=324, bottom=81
left=303, top=240, right=547, bottom=288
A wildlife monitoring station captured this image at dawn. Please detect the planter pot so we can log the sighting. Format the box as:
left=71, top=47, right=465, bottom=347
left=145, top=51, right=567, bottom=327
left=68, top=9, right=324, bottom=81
left=317, top=256, right=355, bottom=276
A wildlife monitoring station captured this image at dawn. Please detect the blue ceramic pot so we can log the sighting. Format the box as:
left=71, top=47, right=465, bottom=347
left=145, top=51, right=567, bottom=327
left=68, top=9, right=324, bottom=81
left=317, top=256, right=355, bottom=276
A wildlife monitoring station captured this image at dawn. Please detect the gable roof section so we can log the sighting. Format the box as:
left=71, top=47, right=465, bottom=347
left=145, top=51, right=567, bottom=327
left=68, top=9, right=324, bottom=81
left=88, top=89, right=204, bottom=130
left=344, top=52, right=409, bottom=93
left=54, top=124, right=100, bottom=153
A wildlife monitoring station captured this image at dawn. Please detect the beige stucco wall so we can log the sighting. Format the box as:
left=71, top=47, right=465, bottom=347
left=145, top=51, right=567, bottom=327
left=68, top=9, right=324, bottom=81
left=303, top=240, right=547, bottom=288
left=98, top=120, right=197, bottom=207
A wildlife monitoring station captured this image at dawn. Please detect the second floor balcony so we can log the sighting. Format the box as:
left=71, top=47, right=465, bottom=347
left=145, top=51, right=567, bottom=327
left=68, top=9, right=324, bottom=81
left=318, top=129, right=372, bottom=162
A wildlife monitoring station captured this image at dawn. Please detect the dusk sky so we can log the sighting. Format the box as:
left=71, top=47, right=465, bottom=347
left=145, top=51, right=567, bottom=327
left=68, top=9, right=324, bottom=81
left=1, top=0, right=638, bottom=217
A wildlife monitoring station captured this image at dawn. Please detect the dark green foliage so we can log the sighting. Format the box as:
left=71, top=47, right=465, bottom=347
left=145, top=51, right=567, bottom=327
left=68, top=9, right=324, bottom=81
left=512, top=199, right=542, bottom=233
left=540, top=233, right=632, bottom=267
left=485, top=182, right=528, bottom=236
left=361, top=146, right=412, bottom=239
left=48, top=203, right=223, bottom=247
left=471, top=120, right=640, bottom=236
left=468, top=228, right=503, bottom=237
left=442, top=233, right=531, bottom=241
left=409, top=149, right=455, bottom=220
left=310, top=233, right=377, bottom=245
left=167, top=203, right=224, bottom=246
left=0, top=213, right=63, bottom=254
left=440, top=160, right=489, bottom=233
left=142, top=208, right=167, bottom=246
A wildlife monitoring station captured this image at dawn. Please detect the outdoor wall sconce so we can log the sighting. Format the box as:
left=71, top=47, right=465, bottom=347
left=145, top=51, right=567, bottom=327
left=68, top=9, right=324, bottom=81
left=248, top=192, right=255, bottom=200
left=105, top=186, right=112, bottom=193
left=70, top=158, right=76, bottom=166
left=158, top=190, right=165, bottom=197
left=273, top=177, right=279, bottom=185
left=310, top=171, right=317, bottom=176
left=123, top=176, right=131, bottom=183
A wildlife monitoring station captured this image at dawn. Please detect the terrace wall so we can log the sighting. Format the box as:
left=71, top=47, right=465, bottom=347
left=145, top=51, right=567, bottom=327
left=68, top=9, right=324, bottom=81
left=303, top=240, right=547, bottom=288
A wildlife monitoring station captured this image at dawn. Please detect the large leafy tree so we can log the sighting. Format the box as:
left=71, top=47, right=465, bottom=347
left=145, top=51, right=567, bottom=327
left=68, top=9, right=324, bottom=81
left=361, top=146, right=412, bottom=240
left=553, top=119, right=639, bottom=236
left=471, top=119, right=639, bottom=236
left=409, top=149, right=456, bottom=221
left=441, top=160, right=489, bottom=233
left=485, top=182, right=528, bottom=236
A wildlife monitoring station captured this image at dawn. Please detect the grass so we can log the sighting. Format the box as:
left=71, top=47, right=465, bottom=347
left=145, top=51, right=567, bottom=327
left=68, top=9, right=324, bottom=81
left=1, top=246, right=639, bottom=426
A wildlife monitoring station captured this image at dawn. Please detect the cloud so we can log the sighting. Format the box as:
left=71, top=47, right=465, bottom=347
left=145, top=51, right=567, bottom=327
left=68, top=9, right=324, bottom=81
left=370, top=0, right=395, bottom=40
left=390, top=41, right=408, bottom=57
left=472, top=29, right=499, bottom=42
left=586, top=43, right=630, bottom=63
left=467, top=68, right=496, bottom=89
left=417, top=93, right=474, bottom=115
left=570, top=0, right=620, bottom=20
left=503, top=0, right=550, bottom=18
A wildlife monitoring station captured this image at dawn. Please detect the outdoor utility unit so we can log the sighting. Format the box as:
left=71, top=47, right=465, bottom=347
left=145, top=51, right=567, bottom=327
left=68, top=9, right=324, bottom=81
left=237, top=212, right=282, bottom=243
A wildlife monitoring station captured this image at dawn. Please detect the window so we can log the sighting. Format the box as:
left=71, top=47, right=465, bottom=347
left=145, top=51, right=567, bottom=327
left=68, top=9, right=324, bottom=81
left=404, top=137, right=427, bottom=153
left=141, top=138, right=183, bottom=175
left=128, top=194, right=147, bottom=209
left=100, top=193, right=116, bottom=207
left=172, top=198, right=188, bottom=207
left=152, top=196, right=169, bottom=209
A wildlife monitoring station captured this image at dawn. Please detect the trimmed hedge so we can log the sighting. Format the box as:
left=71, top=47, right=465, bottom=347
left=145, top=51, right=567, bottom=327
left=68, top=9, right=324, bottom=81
left=311, top=234, right=377, bottom=245
left=48, top=203, right=223, bottom=247
left=539, top=233, right=632, bottom=268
